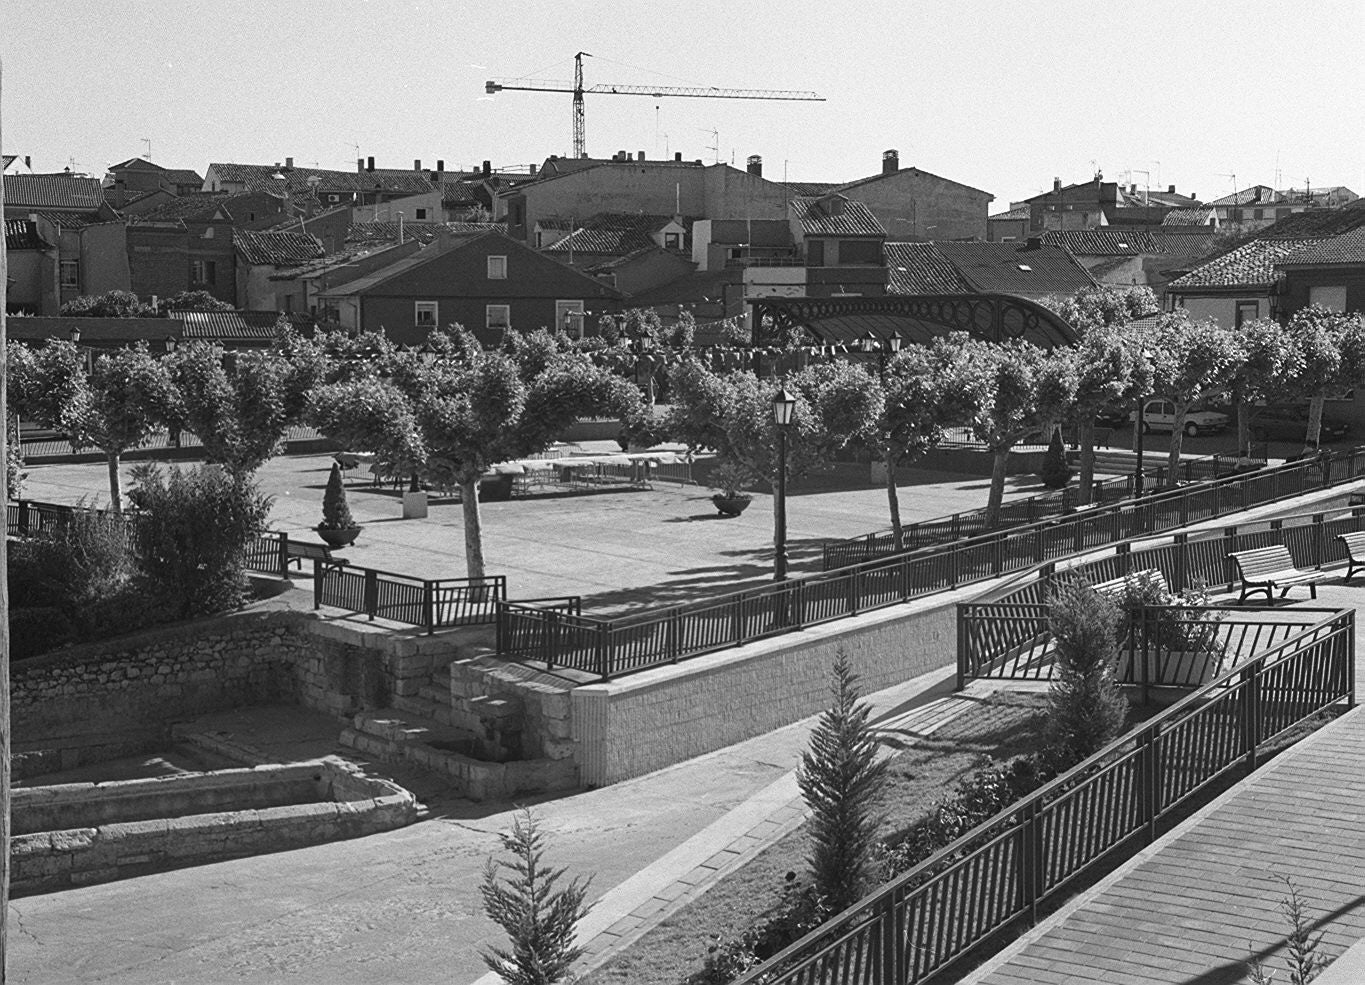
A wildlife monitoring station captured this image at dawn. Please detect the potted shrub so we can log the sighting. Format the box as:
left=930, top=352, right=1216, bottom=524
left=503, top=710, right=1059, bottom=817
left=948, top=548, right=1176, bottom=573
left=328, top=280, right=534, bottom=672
left=1112, top=572, right=1224, bottom=687
left=709, top=460, right=755, bottom=517
left=317, top=463, right=362, bottom=547
left=1038, top=428, right=1073, bottom=489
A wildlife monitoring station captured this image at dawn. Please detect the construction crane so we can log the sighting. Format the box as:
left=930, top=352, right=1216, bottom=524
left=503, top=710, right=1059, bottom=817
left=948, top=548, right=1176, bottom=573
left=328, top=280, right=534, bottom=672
left=485, top=52, right=824, bottom=160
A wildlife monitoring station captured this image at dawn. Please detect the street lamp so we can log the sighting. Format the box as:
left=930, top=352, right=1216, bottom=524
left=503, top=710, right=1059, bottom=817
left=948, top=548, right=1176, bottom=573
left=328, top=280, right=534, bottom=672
left=68, top=326, right=81, bottom=344
left=1134, top=348, right=1154, bottom=497
left=164, top=337, right=178, bottom=353
left=771, top=386, right=797, bottom=581
left=857, top=330, right=904, bottom=379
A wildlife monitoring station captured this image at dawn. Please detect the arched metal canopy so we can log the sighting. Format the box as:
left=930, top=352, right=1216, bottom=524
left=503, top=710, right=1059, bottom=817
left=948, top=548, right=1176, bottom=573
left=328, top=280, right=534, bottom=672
left=748, top=294, right=1078, bottom=350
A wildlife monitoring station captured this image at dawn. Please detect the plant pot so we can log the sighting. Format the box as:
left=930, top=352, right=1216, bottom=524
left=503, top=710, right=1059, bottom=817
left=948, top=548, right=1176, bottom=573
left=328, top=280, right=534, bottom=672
left=317, top=524, right=362, bottom=548
left=712, top=493, right=752, bottom=517
left=402, top=489, right=429, bottom=519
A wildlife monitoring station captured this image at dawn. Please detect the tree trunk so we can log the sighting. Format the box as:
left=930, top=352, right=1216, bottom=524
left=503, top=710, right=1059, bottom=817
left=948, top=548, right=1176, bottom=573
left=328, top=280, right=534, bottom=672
left=884, top=450, right=903, bottom=551
left=1077, top=419, right=1096, bottom=505
left=459, top=473, right=486, bottom=580
left=107, top=450, right=123, bottom=512
left=985, top=444, right=1010, bottom=528
left=1166, top=401, right=1188, bottom=482
left=1237, top=402, right=1253, bottom=459
left=1305, top=392, right=1326, bottom=452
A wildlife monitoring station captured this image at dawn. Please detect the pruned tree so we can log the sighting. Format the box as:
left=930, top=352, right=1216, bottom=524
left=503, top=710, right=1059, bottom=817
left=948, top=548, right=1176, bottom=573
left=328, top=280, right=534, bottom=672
left=1040, top=284, right=1159, bottom=336
left=959, top=340, right=1076, bottom=527
left=480, top=808, right=593, bottom=985
left=874, top=337, right=979, bottom=548
left=1068, top=328, right=1144, bottom=503
left=1235, top=318, right=1304, bottom=457
left=1285, top=305, right=1365, bottom=452
left=167, top=332, right=324, bottom=476
left=1146, top=312, right=1245, bottom=477
left=8, top=340, right=175, bottom=510
left=797, top=653, right=889, bottom=914
left=59, top=289, right=156, bottom=318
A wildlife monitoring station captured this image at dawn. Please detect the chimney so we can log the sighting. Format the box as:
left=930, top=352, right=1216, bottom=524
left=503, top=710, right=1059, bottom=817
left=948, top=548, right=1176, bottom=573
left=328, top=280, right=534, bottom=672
left=366, top=156, right=375, bottom=172
left=1168, top=184, right=1176, bottom=194
left=1026, top=236, right=1042, bottom=249
left=675, top=152, right=683, bottom=162
left=1130, top=184, right=1137, bottom=194
left=882, top=149, right=899, bottom=174
left=747, top=155, right=762, bottom=177
left=529, top=163, right=537, bottom=175
left=638, top=150, right=645, bottom=161
left=436, top=159, right=444, bottom=172
left=357, top=157, right=364, bottom=173
left=1053, top=177, right=1062, bottom=193
left=482, top=160, right=491, bottom=177
left=285, top=157, right=294, bottom=169
left=414, top=159, right=422, bottom=171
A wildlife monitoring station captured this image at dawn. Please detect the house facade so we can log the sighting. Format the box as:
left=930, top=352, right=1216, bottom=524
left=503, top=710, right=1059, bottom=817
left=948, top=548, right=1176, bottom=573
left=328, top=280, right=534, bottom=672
left=831, top=150, right=991, bottom=241
left=315, top=232, right=623, bottom=345
left=1276, top=226, right=1365, bottom=317
left=125, top=199, right=237, bottom=305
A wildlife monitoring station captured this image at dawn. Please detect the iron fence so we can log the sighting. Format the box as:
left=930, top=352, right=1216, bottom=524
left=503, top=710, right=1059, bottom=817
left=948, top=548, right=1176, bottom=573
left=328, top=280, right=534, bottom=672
left=311, top=561, right=507, bottom=632
left=734, top=607, right=1355, bottom=985
left=497, top=449, right=1365, bottom=681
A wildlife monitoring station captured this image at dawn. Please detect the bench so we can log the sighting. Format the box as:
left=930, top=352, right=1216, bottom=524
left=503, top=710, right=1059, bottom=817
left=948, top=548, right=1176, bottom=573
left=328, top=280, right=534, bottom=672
left=1091, top=568, right=1169, bottom=600
left=286, top=541, right=347, bottom=570
left=1228, top=545, right=1328, bottom=603
left=1336, top=531, right=1365, bottom=582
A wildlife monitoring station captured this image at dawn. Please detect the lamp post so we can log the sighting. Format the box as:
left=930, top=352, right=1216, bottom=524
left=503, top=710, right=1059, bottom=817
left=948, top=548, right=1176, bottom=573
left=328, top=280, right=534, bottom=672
left=857, top=330, right=904, bottom=379
left=772, top=386, right=796, bottom=581
left=1134, top=348, right=1154, bottom=497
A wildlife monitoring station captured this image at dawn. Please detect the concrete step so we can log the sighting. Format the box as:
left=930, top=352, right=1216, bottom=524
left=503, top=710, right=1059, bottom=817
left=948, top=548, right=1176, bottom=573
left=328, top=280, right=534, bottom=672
left=346, top=709, right=468, bottom=750
left=391, top=693, right=453, bottom=726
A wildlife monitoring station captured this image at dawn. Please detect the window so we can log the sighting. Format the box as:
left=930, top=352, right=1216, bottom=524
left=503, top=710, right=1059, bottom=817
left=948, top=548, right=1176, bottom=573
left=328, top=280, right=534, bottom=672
left=190, top=259, right=216, bottom=285
left=487, top=255, right=507, bottom=279
left=59, top=259, right=79, bottom=289
left=1235, top=300, right=1259, bottom=328
left=664, top=232, right=681, bottom=250
left=327, top=194, right=340, bottom=203
left=1309, top=285, right=1347, bottom=312
left=807, top=240, right=825, bottom=266
left=415, top=301, right=438, bottom=326
left=486, top=304, right=511, bottom=330
left=555, top=300, right=585, bottom=337
left=415, top=208, right=428, bottom=220
left=203, top=226, right=215, bottom=239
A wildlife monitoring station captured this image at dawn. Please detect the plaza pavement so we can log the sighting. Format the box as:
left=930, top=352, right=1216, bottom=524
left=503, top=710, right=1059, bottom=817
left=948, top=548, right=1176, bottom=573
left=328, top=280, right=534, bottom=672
left=21, top=449, right=1047, bottom=613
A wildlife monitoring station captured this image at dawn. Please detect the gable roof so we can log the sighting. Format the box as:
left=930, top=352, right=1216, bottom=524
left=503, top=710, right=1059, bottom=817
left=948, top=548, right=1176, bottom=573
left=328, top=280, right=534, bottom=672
left=208, top=162, right=435, bottom=197
left=835, top=164, right=991, bottom=198
left=1040, top=230, right=1164, bottom=256
left=883, top=242, right=971, bottom=294
left=234, top=229, right=325, bottom=266
left=181, top=310, right=316, bottom=341
left=128, top=193, right=235, bottom=223
left=542, top=213, right=686, bottom=256
left=1148, top=231, right=1219, bottom=259
left=1162, top=208, right=1215, bottom=226
left=791, top=195, right=885, bottom=237
left=1207, top=185, right=1279, bottom=208
left=1257, top=206, right=1365, bottom=240
left=5, top=218, right=51, bottom=251
left=990, top=205, right=1031, bottom=221
left=1167, top=239, right=1317, bottom=290
left=4, top=173, right=105, bottom=210
left=31, top=210, right=107, bottom=230
left=932, top=242, right=1096, bottom=297
left=1276, top=226, right=1365, bottom=268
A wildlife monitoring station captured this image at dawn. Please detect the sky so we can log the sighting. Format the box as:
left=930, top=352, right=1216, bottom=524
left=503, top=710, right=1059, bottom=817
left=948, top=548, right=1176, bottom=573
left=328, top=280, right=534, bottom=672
left=4, top=0, right=1363, bottom=210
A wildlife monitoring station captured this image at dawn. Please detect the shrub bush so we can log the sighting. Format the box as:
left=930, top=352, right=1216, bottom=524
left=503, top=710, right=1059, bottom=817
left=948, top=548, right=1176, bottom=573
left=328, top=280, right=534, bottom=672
left=319, top=463, right=356, bottom=529
left=693, top=872, right=827, bottom=985
left=1113, top=571, right=1223, bottom=653
left=1046, top=579, right=1128, bottom=768
left=1038, top=429, right=1073, bottom=488
left=128, top=463, right=271, bottom=619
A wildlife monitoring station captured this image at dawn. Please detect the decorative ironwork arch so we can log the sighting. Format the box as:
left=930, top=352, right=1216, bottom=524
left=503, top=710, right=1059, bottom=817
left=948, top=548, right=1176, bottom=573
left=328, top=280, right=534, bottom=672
left=748, top=293, right=1078, bottom=350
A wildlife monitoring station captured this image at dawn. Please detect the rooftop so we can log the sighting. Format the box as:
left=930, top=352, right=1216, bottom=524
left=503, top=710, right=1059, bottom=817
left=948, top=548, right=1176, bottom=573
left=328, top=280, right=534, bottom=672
left=791, top=195, right=886, bottom=237
left=4, top=218, right=51, bottom=251
left=1167, top=238, right=1317, bottom=290
left=1162, top=208, right=1216, bottom=226
left=180, top=310, right=316, bottom=340
left=235, top=230, right=325, bottom=267
left=932, top=242, right=1096, bottom=297
left=1039, top=230, right=1164, bottom=256
left=883, top=242, right=972, bottom=295
left=208, top=162, right=436, bottom=198
left=543, top=213, right=687, bottom=256
left=3, top=173, right=106, bottom=211
left=1276, top=226, right=1365, bottom=267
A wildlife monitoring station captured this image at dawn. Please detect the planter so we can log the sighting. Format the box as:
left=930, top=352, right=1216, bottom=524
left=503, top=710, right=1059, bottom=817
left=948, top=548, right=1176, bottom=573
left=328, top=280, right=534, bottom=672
left=317, top=525, right=362, bottom=548
left=712, top=493, right=753, bottom=517
left=402, top=490, right=429, bottom=519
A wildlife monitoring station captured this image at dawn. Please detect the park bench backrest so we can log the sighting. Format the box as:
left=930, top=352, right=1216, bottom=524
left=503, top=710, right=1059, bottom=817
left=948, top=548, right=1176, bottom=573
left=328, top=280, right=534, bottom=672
left=1230, top=545, right=1298, bottom=580
left=1337, top=531, right=1365, bottom=560
left=1091, top=568, right=1169, bottom=600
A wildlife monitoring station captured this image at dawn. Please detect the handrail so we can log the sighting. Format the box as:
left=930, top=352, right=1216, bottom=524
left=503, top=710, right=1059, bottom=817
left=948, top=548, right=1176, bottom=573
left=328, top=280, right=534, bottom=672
left=822, top=448, right=1269, bottom=569
left=735, top=606, right=1355, bottom=985
left=497, top=446, right=1365, bottom=681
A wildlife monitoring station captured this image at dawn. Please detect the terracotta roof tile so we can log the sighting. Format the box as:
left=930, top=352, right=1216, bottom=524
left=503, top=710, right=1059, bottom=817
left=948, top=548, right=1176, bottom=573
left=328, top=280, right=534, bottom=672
left=1276, top=226, right=1365, bottom=267
left=1040, top=230, right=1164, bottom=255
left=1258, top=207, right=1365, bottom=240
left=543, top=213, right=685, bottom=255
left=990, top=205, right=1031, bottom=221
left=932, top=242, right=1096, bottom=297
left=1162, top=208, right=1216, bottom=226
left=883, top=242, right=971, bottom=294
left=3, top=174, right=105, bottom=210
left=791, top=195, right=885, bottom=237
left=5, top=219, right=50, bottom=250
left=180, top=310, right=316, bottom=340
left=234, top=230, right=324, bottom=266
left=209, top=162, right=435, bottom=197
left=1167, top=239, right=1316, bottom=289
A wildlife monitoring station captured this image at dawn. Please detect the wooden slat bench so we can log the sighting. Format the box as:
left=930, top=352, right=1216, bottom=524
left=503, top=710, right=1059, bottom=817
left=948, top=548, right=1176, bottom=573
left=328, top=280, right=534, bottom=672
left=1091, top=568, right=1169, bottom=600
left=286, top=541, right=347, bottom=570
left=1336, top=531, right=1365, bottom=582
left=1228, top=545, right=1328, bottom=603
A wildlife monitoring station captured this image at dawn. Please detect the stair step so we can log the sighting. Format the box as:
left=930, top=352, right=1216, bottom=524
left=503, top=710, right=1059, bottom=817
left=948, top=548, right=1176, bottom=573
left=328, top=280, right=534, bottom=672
left=351, top=710, right=464, bottom=747
left=417, top=682, right=450, bottom=704
left=391, top=694, right=452, bottom=726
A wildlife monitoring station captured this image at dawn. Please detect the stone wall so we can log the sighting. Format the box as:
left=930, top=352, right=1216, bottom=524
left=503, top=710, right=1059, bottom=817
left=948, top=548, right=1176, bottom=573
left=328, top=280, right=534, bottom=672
left=571, top=593, right=966, bottom=786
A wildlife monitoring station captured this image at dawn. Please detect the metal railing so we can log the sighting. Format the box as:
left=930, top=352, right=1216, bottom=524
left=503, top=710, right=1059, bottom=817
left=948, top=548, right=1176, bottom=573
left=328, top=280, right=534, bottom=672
left=497, top=448, right=1365, bottom=681
left=312, top=561, right=506, bottom=632
left=822, top=449, right=1269, bottom=569
left=734, top=607, right=1355, bottom=985
left=957, top=504, right=1365, bottom=687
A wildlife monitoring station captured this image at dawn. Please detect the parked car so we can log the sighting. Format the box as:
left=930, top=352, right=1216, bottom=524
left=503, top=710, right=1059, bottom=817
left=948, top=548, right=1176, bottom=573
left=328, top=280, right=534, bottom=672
left=1250, top=407, right=1351, bottom=443
left=1095, top=407, right=1130, bottom=429
left=1129, top=400, right=1230, bottom=436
